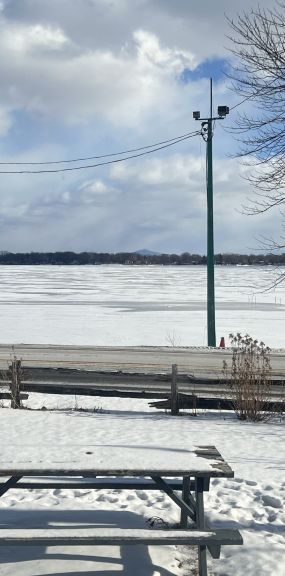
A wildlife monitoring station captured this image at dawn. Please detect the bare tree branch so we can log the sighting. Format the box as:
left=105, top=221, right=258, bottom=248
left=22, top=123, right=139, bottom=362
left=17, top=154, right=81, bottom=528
left=227, top=2, right=285, bottom=255
left=227, top=4, right=285, bottom=180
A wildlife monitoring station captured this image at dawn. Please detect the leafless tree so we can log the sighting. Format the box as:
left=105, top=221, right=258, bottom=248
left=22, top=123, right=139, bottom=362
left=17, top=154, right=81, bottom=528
left=227, top=2, right=285, bottom=253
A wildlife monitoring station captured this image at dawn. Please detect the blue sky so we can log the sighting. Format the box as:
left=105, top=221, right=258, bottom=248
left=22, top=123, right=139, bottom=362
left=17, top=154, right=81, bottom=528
left=0, top=0, right=280, bottom=253
left=181, top=58, right=229, bottom=84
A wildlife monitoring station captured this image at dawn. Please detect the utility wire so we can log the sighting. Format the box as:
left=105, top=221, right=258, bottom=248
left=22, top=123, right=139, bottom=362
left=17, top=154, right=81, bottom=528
left=0, top=82, right=271, bottom=172
left=229, top=77, right=277, bottom=112
left=0, top=131, right=201, bottom=174
left=0, top=129, right=199, bottom=166
left=229, top=93, right=255, bottom=111
left=0, top=81, right=276, bottom=168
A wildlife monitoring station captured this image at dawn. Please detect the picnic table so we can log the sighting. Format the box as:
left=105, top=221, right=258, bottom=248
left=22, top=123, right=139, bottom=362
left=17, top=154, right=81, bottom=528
left=0, top=441, right=242, bottom=576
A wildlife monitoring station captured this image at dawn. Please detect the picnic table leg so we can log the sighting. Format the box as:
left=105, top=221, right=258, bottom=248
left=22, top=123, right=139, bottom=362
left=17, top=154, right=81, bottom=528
left=0, top=476, right=22, bottom=497
left=180, top=476, right=191, bottom=527
left=195, top=477, right=208, bottom=576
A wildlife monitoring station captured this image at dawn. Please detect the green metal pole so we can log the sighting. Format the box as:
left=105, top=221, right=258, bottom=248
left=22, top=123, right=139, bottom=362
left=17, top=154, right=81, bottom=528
left=206, top=117, right=216, bottom=347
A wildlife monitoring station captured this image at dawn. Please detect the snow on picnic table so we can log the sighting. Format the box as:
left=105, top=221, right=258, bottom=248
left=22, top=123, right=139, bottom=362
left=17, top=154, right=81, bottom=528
left=0, top=396, right=284, bottom=576
left=0, top=409, right=231, bottom=477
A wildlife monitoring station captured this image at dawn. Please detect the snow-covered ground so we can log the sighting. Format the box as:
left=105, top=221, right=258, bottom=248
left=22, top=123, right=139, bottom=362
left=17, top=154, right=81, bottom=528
left=0, top=265, right=284, bottom=348
left=0, top=394, right=284, bottom=576
left=0, top=265, right=284, bottom=574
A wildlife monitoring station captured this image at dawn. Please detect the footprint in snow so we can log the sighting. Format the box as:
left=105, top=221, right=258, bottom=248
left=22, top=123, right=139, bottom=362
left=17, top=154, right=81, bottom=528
left=136, top=490, right=149, bottom=501
left=252, top=510, right=265, bottom=520
left=262, top=495, right=282, bottom=509
left=267, top=511, right=278, bottom=522
left=156, top=495, right=165, bottom=502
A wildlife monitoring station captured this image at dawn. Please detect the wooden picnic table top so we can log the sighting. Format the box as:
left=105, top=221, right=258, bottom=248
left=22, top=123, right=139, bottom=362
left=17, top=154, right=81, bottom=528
left=0, top=444, right=233, bottom=478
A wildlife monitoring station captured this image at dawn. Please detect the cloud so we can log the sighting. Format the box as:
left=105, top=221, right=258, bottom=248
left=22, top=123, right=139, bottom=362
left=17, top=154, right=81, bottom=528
left=0, top=0, right=281, bottom=253
left=3, top=0, right=271, bottom=61
left=1, top=22, right=68, bottom=53
left=111, top=152, right=204, bottom=187
left=79, top=179, right=120, bottom=204
left=0, top=202, right=28, bottom=221
left=0, top=142, right=280, bottom=254
left=0, top=13, right=198, bottom=128
left=0, top=2, right=240, bottom=139
left=133, top=29, right=196, bottom=74
left=0, top=106, right=12, bottom=135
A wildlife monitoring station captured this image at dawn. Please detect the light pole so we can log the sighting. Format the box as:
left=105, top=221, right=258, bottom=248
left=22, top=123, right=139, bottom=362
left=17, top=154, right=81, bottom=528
left=193, top=79, right=229, bottom=347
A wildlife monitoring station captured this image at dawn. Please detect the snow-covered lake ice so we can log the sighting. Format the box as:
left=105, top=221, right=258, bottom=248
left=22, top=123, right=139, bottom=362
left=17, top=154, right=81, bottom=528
left=0, top=264, right=284, bottom=347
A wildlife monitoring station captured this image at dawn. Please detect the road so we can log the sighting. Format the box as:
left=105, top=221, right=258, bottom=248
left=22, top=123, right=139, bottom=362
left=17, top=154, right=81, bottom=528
left=0, top=344, right=284, bottom=378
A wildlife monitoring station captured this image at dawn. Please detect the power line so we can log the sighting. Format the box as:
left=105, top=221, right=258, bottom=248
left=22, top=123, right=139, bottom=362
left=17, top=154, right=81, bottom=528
left=0, top=129, right=199, bottom=166
left=0, top=78, right=276, bottom=169
left=229, top=77, right=277, bottom=112
left=0, top=131, right=201, bottom=175
left=0, top=82, right=272, bottom=172
left=229, top=93, right=257, bottom=111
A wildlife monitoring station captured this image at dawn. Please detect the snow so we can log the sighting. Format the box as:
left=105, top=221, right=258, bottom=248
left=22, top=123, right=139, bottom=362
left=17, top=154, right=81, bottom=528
left=0, top=264, right=284, bottom=347
left=0, top=527, right=215, bottom=543
left=0, top=264, right=284, bottom=574
left=0, top=410, right=227, bottom=476
left=0, top=396, right=284, bottom=575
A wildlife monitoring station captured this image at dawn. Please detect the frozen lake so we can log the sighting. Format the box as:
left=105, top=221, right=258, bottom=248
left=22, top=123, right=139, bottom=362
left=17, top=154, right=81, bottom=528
left=0, top=265, right=284, bottom=348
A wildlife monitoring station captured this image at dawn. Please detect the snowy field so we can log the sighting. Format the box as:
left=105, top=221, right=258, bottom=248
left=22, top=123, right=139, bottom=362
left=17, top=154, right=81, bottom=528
left=0, top=264, right=284, bottom=348
left=0, top=264, right=284, bottom=575
left=0, top=395, right=284, bottom=576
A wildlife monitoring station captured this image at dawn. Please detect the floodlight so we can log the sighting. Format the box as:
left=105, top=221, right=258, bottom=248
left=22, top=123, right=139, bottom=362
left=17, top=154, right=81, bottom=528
left=217, top=106, right=229, bottom=117
left=193, top=111, right=201, bottom=120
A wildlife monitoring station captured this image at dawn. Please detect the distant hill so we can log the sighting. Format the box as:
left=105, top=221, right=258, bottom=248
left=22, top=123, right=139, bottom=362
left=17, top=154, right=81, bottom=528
left=134, top=249, right=161, bottom=256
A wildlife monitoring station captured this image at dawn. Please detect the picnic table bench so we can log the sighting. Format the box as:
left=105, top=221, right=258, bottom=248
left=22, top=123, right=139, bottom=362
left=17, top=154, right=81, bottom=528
left=0, top=444, right=243, bottom=576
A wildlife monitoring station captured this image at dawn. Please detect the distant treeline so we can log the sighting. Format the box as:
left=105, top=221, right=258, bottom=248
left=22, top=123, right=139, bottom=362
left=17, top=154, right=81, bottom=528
left=0, top=251, right=284, bottom=266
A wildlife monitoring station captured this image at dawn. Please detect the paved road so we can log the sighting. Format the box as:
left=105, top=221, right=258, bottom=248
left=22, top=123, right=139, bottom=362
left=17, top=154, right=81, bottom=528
left=0, top=344, right=284, bottom=378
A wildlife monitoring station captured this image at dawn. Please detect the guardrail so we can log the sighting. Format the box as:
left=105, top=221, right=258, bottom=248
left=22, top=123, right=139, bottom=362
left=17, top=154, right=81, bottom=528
left=0, top=364, right=284, bottom=412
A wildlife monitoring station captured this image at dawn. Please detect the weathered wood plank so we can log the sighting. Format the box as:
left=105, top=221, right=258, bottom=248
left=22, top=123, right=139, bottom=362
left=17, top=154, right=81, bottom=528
left=151, top=476, right=196, bottom=522
left=0, top=445, right=234, bottom=478
left=0, top=393, right=28, bottom=400
left=0, top=476, right=22, bottom=497
left=2, top=383, right=167, bottom=399
left=171, top=364, right=179, bottom=415
left=181, top=476, right=192, bottom=528
left=6, top=479, right=194, bottom=491
left=0, top=527, right=243, bottom=547
left=149, top=394, right=284, bottom=411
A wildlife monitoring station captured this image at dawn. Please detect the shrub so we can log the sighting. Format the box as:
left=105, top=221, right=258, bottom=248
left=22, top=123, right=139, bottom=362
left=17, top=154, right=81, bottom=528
left=223, top=333, right=273, bottom=421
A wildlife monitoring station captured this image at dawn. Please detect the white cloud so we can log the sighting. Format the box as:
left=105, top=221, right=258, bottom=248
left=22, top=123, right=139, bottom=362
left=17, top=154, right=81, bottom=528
left=81, top=180, right=109, bottom=195
left=111, top=153, right=204, bottom=186
left=79, top=179, right=119, bottom=204
left=0, top=13, right=200, bottom=128
left=133, top=29, right=196, bottom=74
left=1, top=22, right=68, bottom=53
left=2, top=0, right=271, bottom=61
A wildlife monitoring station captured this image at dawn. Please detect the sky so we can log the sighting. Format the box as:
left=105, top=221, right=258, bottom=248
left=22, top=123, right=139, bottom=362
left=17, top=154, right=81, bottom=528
left=0, top=0, right=281, bottom=254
